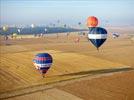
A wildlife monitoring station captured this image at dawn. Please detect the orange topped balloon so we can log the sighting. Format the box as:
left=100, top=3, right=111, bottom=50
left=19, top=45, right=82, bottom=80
left=87, top=16, right=98, bottom=27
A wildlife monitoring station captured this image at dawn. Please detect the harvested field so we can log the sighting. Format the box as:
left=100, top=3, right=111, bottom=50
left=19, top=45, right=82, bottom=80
left=0, top=50, right=126, bottom=93
left=0, top=30, right=134, bottom=99
left=58, top=70, right=134, bottom=100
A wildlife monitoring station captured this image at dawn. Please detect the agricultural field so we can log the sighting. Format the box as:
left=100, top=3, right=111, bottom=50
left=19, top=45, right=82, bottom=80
left=0, top=30, right=134, bottom=100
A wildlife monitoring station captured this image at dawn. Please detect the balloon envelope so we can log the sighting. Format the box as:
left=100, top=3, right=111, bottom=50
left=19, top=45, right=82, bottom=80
left=13, top=33, right=17, bottom=36
left=44, top=28, right=47, bottom=32
left=112, top=33, right=119, bottom=38
left=18, top=29, right=21, bottom=33
left=31, top=24, right=34, bottom=28
left=2, top=26, right=8, bottom=31
left=88, top=27, right=107, bottom=49
left=87, top=16, right=98, bottom=27
left=33, top=53, right=53, bottom=74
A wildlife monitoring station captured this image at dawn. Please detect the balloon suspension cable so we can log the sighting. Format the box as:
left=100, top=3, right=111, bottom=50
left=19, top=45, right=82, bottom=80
left=40, top=71, right=45, bottom=78
left=97, top=47, right=99, bottom=52
left=42, top=74, right=45, bottom=78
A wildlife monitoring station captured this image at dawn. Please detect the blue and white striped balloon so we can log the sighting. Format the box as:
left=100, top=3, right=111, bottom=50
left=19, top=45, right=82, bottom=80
left=88, top=27, right=107, bottom=49
left=33, top=53, right=53, bottom=75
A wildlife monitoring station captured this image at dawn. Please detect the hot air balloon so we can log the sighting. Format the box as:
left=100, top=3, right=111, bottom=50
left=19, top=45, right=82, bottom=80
left=64, top=24, right=67, bottom=28
left=33, top=53, right=53, bottom=77
left=12, top=33, right=17, bottom=39
left=57, top=20, right=60, bottom=26
left=78, top=22, right=81, bottom=26
left=44, top=28, right=47, bottom=33
left=87, top=16, right=98, bottom=27
left=88, top=27, right=107, bottom=50
left=112, top=33, right=119, bottom=38
left=2, top=26, right=8, bottom=32
left=17, top=29, right=21, bottom=33
left=31, top=24, right=34, bottom=28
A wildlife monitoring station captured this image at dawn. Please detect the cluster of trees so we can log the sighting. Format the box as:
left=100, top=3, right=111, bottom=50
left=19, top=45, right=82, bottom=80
left=0, top=26, right=86, bottom=35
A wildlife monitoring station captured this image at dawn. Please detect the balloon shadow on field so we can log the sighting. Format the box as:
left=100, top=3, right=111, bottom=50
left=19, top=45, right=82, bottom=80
left=57, top=67, right=134, bottom=77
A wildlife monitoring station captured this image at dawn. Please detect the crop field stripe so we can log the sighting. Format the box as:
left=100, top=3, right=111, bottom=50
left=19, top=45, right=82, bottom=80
left=0, top=69, right=21, bottom=84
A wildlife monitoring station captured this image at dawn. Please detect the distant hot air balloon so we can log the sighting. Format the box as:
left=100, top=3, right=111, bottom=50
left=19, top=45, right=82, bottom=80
left=88, top=27, right=107, bottom=50
left=64, top=24, right=67, bottom=28
left=112, top=33, right=119, bottom=38
left=31, top=24, right=35, bottom=34
left=31, top=24, right=35, bottom=28
left=87, top=16, right=98, bottom=27
left=57, top=20, right=60, bottom=23
left=2, top=26, right=8, bottom=31
left=53, top=24, right=55, bottom=27
left=44, top=28, right=47, bottom=33
left=78, top=22, right=81, bottom=26
left=33, top=53, right=53, bottom=77
left=57, top=20, right=60, bottom=27
left=78, top=22, right=82, bottom=29
left=12, top=33, right=17, bottom=39
left=17, top=29, right=21, bottom=33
